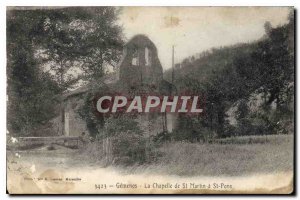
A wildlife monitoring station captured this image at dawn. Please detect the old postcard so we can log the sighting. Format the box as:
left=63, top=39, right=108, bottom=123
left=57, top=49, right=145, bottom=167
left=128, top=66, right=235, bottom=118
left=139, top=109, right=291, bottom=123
left=6, top=6, right=294, bottom=194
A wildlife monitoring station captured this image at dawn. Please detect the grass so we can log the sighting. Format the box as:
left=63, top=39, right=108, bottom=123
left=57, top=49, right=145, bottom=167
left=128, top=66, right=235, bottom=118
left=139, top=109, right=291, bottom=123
left=7, top=134, right=293, bottom=177
left=122, top=134, right=293, bottom=176
left=214, top=134, right=292, bottom=145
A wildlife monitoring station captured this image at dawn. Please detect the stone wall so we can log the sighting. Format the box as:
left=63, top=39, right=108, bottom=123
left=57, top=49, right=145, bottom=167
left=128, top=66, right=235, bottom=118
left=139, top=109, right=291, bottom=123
left=63, top=96, right=89, bottom=137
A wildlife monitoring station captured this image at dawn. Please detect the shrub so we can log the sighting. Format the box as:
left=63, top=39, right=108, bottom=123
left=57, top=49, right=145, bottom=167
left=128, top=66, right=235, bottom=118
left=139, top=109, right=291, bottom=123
left=100, top=115, right=156, bottom=165
left=111, top=133, right=147, bottom=165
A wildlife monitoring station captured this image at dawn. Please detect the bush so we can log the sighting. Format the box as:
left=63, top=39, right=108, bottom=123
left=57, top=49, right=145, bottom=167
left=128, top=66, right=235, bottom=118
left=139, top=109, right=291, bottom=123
left=98, top=115, right=158, bottom=165
left=152, top=131, right=172, bottom=143
left=111, top=133, right=148, bottom=165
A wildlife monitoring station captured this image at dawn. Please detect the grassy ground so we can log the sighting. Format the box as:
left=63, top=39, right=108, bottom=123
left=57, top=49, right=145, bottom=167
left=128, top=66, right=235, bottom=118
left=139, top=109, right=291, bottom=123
left=7, top=134, right=293, bottom=177
left=121, top=134, right=293, bottom=176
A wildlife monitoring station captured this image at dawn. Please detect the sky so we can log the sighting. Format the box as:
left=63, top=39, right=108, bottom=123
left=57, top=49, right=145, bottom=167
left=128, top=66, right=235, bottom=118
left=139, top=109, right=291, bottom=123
left=118, top=7, right=291, bottom=70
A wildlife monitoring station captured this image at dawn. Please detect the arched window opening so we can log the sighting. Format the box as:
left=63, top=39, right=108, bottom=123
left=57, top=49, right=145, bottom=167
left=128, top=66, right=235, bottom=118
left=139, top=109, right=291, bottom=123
left=145, top=47, right=151, bottom=66
left=132, top=48, right=139, bottom=66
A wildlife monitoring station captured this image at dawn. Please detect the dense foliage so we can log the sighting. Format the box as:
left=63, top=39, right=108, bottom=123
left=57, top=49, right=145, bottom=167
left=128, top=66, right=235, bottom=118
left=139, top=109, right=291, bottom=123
left=7, top=7, right=123, bottom=135
left=164, top=12, right=294, bottom=140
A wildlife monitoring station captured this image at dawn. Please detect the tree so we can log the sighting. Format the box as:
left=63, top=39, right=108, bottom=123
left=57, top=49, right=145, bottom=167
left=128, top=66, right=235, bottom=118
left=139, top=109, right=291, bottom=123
left=38, top=8, right=123, bottom=87
left=75, top=7, right=124, bottom=82
left=7, top=7, right=124, bottom=136
left=40, top=8, right=124, bottom=135
left=7, top=9, right=62, bottom=135
left=253, top=17, right=294, bottom=108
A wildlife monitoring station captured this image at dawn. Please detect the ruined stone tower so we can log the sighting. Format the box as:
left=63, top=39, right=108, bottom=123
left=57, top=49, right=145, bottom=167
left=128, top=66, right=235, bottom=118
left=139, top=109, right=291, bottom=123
left=118, top=34, right=164, bottom=88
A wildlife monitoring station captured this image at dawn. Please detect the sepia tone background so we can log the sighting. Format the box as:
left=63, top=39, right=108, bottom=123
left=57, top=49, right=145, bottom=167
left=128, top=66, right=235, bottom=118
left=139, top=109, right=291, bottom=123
left=6, top=6, right=294, bottom=194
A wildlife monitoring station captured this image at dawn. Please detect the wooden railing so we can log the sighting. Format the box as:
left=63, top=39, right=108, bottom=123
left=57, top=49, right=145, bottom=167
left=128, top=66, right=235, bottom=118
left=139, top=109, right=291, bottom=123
left=14, top=136, right=83, bottom=149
